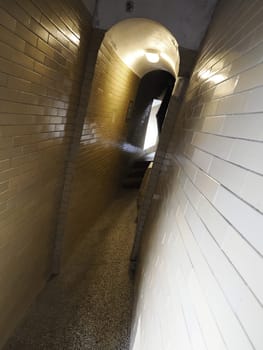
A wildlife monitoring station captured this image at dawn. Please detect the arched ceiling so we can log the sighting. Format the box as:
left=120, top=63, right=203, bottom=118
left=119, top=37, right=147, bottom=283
left=104, top=18, right=180, bottom=77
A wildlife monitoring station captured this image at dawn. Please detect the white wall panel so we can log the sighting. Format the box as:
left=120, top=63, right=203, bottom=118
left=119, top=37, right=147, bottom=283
left=131, top=1, right=263, bottom=349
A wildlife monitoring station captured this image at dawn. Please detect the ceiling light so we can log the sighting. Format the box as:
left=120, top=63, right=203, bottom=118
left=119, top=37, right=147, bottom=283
left=145, top=50, right=160, bottom=63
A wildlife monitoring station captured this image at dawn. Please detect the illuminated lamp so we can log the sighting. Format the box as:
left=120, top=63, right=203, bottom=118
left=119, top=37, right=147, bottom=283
left=145, top=49, right=160, bottom=63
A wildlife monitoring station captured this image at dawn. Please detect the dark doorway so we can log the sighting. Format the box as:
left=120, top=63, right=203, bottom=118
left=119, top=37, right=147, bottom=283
left=127, top=70, right=175, bottom=151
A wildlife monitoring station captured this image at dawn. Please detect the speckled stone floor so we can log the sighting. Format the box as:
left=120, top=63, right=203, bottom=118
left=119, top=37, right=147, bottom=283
left=4, top=190, right=137, bottom=350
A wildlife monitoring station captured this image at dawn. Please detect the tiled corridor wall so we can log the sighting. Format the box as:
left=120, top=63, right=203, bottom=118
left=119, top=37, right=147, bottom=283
left=131, top=1, right=263, bottom=349
left=0, top=0, right=91, bottom=347
left=62, top=40, right=139, bottom=262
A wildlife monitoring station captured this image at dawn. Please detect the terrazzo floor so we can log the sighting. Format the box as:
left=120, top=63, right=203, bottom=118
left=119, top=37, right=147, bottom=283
left=4, top=190, right=138, bottom=350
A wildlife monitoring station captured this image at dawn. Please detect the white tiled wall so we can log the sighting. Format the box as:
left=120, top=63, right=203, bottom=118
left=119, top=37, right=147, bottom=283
left=130, top=1, right=263, bottom=349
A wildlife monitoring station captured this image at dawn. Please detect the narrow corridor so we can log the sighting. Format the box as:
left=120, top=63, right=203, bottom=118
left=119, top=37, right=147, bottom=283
left=2, top=1, right=263, bottom=349
left=4, top=190, right=137, bottom=350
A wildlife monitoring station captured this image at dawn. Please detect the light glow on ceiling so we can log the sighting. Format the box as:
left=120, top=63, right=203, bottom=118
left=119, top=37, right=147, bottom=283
left=145, top=51, right=160, bottom=63
left=160, top=52, right=176, bottom=72
left=104, top=19, right=179, bottom=77
left=124, top=49, right=145, bottom=66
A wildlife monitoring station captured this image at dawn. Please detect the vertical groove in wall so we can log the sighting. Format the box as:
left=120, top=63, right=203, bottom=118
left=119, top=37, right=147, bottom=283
left=0, top=0, right=91, bottom=346
left=131, top=1, right=263, bottom=349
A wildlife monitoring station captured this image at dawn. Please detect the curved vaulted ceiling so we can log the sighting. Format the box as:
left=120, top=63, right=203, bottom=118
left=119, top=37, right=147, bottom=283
left=104, top=18, right=180, bottom=77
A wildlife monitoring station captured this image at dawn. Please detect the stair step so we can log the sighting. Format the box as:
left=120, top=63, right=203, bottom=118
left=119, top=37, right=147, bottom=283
left=127, top=168, right=147, bottom=176
left=132, top=161, right=150, bottom=169
left=122, top=159, right=151, bottom=188
left=123, top=178, right=143, bottom=188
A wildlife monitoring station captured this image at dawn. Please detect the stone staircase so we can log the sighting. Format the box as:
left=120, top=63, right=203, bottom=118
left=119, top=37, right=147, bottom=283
left=122, top=159, right=151, bottom=188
